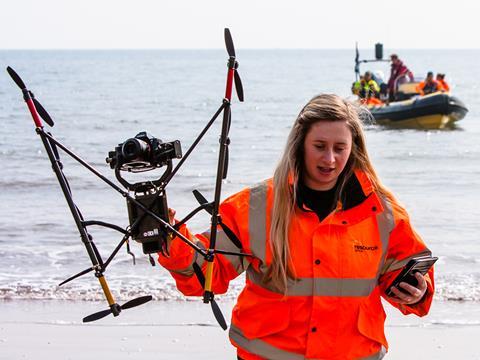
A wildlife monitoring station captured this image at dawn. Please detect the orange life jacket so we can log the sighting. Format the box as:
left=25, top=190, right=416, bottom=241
left=362, top=97, right=383, bottom=106
left=159, top=169, right=434, bottom=360
left=437, top=79, right=450, bottom=92
left=416, top=80, right=440, bottom=96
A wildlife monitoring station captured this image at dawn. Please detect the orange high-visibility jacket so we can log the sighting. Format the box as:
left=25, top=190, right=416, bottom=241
left=159, top=169, right=434, bottom=360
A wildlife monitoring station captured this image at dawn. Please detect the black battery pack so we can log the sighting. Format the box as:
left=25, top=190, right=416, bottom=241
left=127, top=190, right=169, bottom=254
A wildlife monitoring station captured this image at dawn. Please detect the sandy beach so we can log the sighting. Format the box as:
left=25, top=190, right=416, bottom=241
left=1, top=299, right=478, bottom=360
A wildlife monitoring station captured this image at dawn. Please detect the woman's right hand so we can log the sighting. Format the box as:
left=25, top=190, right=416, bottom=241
left=159, top=208, right=177, bottom=256
left=168, top=208, right=176, bottom=225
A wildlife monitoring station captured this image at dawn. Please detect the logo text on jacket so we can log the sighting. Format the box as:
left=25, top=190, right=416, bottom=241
left=354, top=244, right=379, bottom=252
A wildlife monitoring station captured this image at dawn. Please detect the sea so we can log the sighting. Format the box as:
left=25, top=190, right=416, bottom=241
left=0, top=49, right=479, bottom=315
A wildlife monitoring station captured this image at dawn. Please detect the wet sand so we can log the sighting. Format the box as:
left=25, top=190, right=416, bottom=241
left=0, top=299, right=478, bottom=359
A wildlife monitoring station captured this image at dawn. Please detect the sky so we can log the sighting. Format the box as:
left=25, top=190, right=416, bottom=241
left=0, top=0, right=479, bottom=49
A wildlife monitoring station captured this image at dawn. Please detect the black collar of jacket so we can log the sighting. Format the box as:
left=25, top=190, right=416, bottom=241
left=296, top=172, right=367, bottom=212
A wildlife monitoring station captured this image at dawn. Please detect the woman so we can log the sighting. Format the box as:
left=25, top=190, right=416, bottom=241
left=159, top=94, right=434, bottom=359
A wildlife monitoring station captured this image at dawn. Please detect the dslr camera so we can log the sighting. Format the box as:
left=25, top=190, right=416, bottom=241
left=106, top=131, right=182, bottom=172
left=106, top=131, right=182, bottom=254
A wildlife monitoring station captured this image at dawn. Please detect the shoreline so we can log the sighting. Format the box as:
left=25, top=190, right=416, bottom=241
left=0, top=299, right=478, bottom=359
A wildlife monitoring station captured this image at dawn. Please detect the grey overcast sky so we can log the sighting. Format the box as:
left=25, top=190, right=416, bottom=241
left=1, top=0, right=478, bottom=49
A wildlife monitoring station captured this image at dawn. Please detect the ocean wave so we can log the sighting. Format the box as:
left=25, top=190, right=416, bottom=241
left=0, top=275, right=478, bottom=302
left=434, top=274, right=480, bottom=301
left=429, top=320, right=480, bottom=327
left=0, top=280, right=243, bottom=302
left=26, top=320, right=218, bottom=327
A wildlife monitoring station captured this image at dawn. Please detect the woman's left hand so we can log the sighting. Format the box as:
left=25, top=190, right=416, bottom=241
left=387, top=272, right=427, bottom=305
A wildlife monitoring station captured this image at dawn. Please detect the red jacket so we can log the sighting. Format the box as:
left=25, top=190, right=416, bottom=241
left=387, top=61, right=414, bottom=92
left=159, top=170, right=434, bottom=359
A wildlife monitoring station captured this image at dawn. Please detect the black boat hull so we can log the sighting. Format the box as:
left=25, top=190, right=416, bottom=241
left=369, top=93, right=468, bottom=129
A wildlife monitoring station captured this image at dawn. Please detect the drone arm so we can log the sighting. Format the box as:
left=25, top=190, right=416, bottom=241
left=158, top=202, right=250, bottom=296
left=159, top=236, right=243, bottom=296
left=164, top=102, right=226, bottom=185
left=25, top=94, right=44, bottom=128
left=225, top=65, right=235, bottom=101
left=82, top=220, right=128, bottom=234
left=174, top=203, right=213, bottom=229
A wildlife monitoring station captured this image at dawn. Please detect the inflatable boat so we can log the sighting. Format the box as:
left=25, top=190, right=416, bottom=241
left=368, top=92, right=468, bottom=129
left=353, top=43, right=468, bottom=129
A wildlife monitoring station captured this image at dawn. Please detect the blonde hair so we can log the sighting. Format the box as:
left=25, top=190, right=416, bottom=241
left=265, top=94, right=390, bottom=292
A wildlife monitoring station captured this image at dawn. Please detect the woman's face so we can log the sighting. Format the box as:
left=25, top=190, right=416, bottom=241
left=302, top=121, right=352, bottom=190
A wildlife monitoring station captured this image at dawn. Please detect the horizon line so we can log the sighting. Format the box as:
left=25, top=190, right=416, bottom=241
left=1, top=47, right=479, bottom=51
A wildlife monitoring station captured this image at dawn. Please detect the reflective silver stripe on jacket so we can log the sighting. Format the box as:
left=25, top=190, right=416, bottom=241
left=230, top=324, right=304, bottom=360
left=201, top=229, right=248, bottom=275
left=247, top=267, right=377, bottom=297
left=381, top=249, right=432, bottom=275
left=375, top=197, right=396, bottom=278
left=170, top=240, right=205, bottom=276
left=362, top=346, right=386, bottom=360
left=230, top=324, right=386, bottom=360
left=248, top=181, right=268, bottom=263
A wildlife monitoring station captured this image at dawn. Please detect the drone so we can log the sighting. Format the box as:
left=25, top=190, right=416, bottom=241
left=7, top=28, right=249, bottom=330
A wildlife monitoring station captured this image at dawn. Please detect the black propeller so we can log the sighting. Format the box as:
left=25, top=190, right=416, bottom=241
left=83, top=308, right=113, bottom=323
left=6, top=66, right=26, bottom=89
left=58, top=267, right=94, bottom=287
left=192, top=263, right=227, bottom=330
left=31, top=93, right=54, bottom=127
left=210, top=297, right=228, bottom=330
left=193, top=190, right=214, bottom=213
left=6, top=66, right=54, bottom=126
left=83, top=295, right=153, bottom=323
left=192, top=189, right=243, bottom=249
left=224, top=28, right=236, bottom=58
left=234, top=66, right=244, bottom=102
left=224, top=29, right=244, bottom=102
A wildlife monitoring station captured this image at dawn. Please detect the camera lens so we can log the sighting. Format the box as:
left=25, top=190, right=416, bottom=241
left=122, top=138, right=149, bottom=161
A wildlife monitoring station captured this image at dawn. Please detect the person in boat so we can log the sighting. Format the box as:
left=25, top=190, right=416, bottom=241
left=373, top=70, right=389, bottom=102
left=387, top=54, right=414, bottom=101
left=416, top=71, right=441, bottom=96
left=352, top=72, right=382, bottom=105
left=436, top=73, right=450, bottom=92
left=159, top=94, right=434, bottom=360
left=363, top=71, right=380, bottom=99
left=351, top=75, right=364, bottom=97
